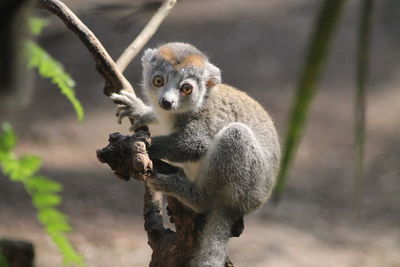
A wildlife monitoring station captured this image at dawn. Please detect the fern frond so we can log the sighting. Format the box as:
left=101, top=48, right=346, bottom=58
left=0, top=123, right=86, bottom=267
left=28, top=17, right=49, bottom=36
left=25, top=41, right=84, bottom=122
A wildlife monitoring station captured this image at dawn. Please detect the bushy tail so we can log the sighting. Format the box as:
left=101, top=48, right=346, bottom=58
left=192, top=210, right=234, bottom=267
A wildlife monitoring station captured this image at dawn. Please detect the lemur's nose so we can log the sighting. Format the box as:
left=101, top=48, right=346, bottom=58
left=160, top=98, right=173, bottom=110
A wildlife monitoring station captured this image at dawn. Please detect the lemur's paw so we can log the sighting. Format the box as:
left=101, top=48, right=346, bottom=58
left=111, top=90, right=138, bottom=122
left=110, top=90, right=152, bottom=127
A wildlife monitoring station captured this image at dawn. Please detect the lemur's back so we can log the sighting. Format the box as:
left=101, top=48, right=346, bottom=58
left=204, top=83, right=280, bottom=162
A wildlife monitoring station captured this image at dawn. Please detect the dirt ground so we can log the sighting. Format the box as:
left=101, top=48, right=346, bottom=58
left=1, top=0, right=400, bottom=266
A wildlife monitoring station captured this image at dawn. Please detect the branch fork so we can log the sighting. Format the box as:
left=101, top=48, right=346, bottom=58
left=40, top=0, right=241, bottom=265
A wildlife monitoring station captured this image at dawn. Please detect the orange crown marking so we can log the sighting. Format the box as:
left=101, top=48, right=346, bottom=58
left=158, top=46, right=205, bottom=70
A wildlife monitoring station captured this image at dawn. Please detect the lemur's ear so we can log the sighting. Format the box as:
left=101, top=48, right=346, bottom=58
left=204, top=62, right=221, bottom=89
left=141, top=48, right=157, bottom=66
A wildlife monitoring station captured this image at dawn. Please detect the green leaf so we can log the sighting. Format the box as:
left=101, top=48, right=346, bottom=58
left=3, top=159, right=22, bottom=181
left=0, top=123, right=16, bottom=152
left=27, top=176, right=63, bottom=193
left=354, top=0, right=374, bottom=206
left=46, top=222, right=72, bottom=233
left=33, top=193, right=62, bottom=208
left=48, top=232, right=85, bottom=267
left=28, top=17, right=49, bottom=35
left=20, top=155, right=42, bottom=174
left=25, top=41, right=84, bottom=121
left=273, top=0, right=348, bottom=201
left=8, top=155, right=42, bottom=181
left=0, top=151, right=6, bottom=162
left=1, top=122, right=87, bottom=266
left=38, top=208, right=68, bottom=224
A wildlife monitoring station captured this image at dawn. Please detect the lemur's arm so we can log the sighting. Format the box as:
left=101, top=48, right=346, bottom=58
left=149, top=129, right=210, bottom=162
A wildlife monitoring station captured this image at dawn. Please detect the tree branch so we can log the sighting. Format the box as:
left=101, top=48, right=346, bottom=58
left=38, top=0, right=134, bottom=96
left=97, top=132, right=243, bottom=266
left=116, top=0, right=177, bottom=72
left=39, top=0, right=175, bottom=251
left=39, top=1, right=242, bottom=265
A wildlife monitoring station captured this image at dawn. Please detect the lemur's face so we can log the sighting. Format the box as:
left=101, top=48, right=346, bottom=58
left=141, top=43, right=221, bottom=113
left=147, top=66, right=205, bottom=113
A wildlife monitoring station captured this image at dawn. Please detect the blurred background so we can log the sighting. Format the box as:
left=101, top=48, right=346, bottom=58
left=1, top=0, right=399, bottom=266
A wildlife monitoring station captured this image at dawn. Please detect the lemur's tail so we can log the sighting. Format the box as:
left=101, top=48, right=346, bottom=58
left=191, top=209, right=235, bottom=267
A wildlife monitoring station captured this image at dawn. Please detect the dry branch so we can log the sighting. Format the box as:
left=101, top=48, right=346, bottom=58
left=39, top=0, right=241, bottom=265
left=39, top=0, right=134, bottom=96
left=38, top=0, right=170, bottom=259
left=116, top=0, right=177, bottom=72
left=97, top=131, right=242, bottom=266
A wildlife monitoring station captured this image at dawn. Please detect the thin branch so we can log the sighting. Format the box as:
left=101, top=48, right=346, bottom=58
left=116, top=0, right=178, bottom=72
left=40, top=0, right=168, bottom=244
left=39, top=0, right=134, bottom=96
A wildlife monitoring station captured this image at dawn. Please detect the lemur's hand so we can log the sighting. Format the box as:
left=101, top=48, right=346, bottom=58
left=110, top=90, right=155, bottom=131
left=111, top=90, right=147, bottom=123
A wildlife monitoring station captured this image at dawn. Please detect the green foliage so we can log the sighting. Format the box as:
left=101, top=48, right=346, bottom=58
left=354, top=0, right=374, bottom=205
left=26, top=41, right=84, bottom=121
left=273, top=0, right=348, bottom=201
left=0, top=250, right=8, bottom=267
left=274, top=0, right=375, bottom=203
left=0, top=123, right=86, bottom=267
left=26, top=16, right=84, bottom=122
left=0, top=123, right=16, bottom=153
left=28, top=17, right=49, bottom=36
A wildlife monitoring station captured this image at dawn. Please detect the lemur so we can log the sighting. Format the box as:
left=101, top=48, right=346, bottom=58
left=111, top=42, right=280, bottom=267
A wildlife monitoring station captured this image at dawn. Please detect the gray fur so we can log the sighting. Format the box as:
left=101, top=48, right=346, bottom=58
left=113, top=42, right=281, bottom=267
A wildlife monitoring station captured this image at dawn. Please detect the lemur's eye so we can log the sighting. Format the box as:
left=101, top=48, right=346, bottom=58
left=152, top=75, right=164, bottom=87
left=180, top=83, right=193, bottom=95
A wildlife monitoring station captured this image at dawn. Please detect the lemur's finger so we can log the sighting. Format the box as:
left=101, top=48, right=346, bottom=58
left=110, top=92, right=122, bottom=100
left=117, top=110, right=133, bottom=123
left=115, top=105, right=131, bottom=116
left=120, top=90, right=136, bottom=99
left=118, top=110, right=132, bottom=118
left=115, top=107, right=124, bottom=117
left=117, top=115, right=123, bottom=124
left=110, top=93, right=131, bottom=104
left=114, top=90, right=136, bottom=102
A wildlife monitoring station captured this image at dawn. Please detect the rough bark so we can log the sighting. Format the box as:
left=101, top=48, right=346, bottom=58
left=40, top=0, right=243, bottom=265
left=97, top=129, right=243, bottom=266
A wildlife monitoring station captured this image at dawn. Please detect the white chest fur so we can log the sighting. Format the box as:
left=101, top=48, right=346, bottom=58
left=149, top=107, right=201, bottom=182
left=151, top=104, right=175, bottom=134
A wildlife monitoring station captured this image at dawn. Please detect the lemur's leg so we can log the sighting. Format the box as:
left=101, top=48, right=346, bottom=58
left=148, top=122, right=269, bottom=215
left=148, top=123, right=268, bottom=266
left=198, top=122, right=270, bottom=214
left=147, top=168, right=207, bottom=213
